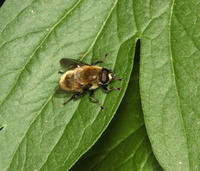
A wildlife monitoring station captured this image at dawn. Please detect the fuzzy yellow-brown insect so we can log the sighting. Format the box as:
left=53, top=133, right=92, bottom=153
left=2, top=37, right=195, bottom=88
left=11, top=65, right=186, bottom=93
left=58, top=54, right=121, bottom=110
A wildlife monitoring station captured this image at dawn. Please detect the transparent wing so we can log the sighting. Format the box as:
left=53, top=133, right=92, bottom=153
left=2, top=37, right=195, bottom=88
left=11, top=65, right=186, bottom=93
left=60, top=58, right=88, bottom=69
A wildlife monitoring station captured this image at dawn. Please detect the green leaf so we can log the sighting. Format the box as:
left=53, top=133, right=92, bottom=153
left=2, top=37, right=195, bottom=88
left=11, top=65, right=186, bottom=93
left=1, top=0, right=200, bottom=170
left=139, top=0, right=200, bottom=170
left=0, top=0, right=138, bottom=170
left=71, top=44, right=162, bottom=171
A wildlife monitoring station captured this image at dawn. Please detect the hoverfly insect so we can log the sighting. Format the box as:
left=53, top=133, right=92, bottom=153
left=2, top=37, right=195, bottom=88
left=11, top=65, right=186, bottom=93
left=58, top=53, right=122, bottom=110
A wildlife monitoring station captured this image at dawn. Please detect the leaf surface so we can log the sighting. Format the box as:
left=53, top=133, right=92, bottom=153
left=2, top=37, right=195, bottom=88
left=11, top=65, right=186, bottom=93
left=1, top=0, right=200, bottom=170
left=0, top=0, right=138, bottom=170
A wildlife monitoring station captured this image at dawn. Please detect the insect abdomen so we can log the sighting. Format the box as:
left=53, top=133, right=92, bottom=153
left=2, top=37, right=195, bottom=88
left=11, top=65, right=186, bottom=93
left=59, top=71, right=81, bottom=92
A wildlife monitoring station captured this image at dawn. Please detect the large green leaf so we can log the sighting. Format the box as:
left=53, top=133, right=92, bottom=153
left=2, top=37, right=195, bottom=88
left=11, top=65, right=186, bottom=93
left=139, top=0, right=200, bottom=170
left=1, top=0, right=200, bottom=170
left=0, top=0, right=137, bottom=170
left=71, top=44, right=162, bottom=171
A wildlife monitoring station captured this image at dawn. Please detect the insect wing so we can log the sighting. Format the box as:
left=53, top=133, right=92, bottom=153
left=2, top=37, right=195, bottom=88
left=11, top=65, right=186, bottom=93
left=54, top=85, right=69, bottom=98
left=60, top=58, right=87, bottom=69
left=55, top=85, right=66, bottom=94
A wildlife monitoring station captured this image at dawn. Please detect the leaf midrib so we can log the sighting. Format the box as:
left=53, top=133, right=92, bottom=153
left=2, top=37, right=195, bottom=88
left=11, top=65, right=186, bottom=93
left=5, top=0, right=119, bottom=170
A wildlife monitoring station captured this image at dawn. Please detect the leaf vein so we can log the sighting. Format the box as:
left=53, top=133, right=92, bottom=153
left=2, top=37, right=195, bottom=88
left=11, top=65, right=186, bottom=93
left=6, top=93, right=54, bottom=170
left=0, top=28, right=47, bottom=50
left=115, top=135, right=146, bottom=170
left=0, top=0, right=36, bottom=35
left=0, top=0, right=82, bottom=109
left=90, top=125, right=145, bottom=170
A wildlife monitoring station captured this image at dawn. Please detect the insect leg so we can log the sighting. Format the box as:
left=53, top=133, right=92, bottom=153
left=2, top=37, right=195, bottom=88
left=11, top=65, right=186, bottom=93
left=82, top=84, right=92, bottom=91
left=63, top=92, right=82, bottom=105
left=89, top=91, right=104, bottom=110
left=92, top=53, right=108, bottom=65
left=100, top=85, right=121, bottom=93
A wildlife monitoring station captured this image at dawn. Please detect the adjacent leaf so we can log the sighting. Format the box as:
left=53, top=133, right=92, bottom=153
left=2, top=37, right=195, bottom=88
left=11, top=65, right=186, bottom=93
left=71, top=44, right=162, bottom=171
left=0, top=0, right=138, bottom=170
left=139, top=0, right=200, bottom=170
